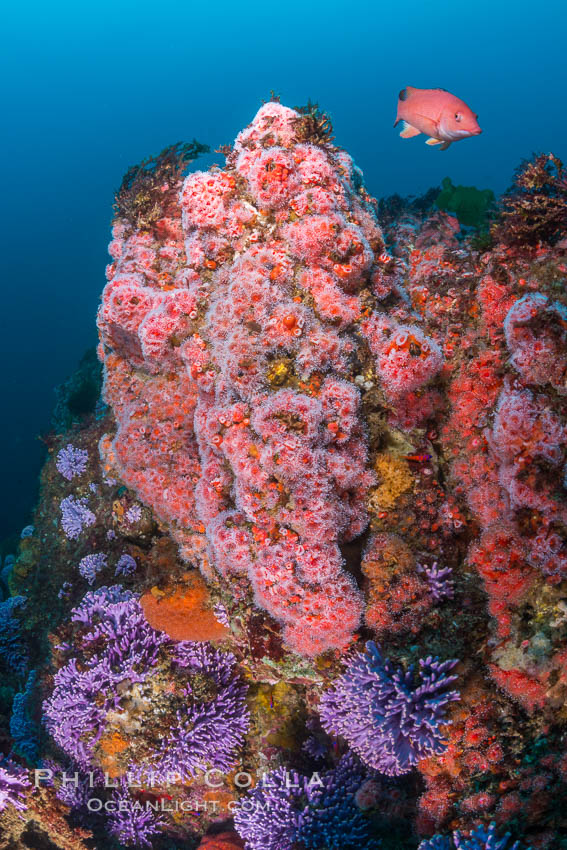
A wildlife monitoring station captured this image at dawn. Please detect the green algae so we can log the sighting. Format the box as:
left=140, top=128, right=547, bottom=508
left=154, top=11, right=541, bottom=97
left=436, top=176, right=496, bottom=228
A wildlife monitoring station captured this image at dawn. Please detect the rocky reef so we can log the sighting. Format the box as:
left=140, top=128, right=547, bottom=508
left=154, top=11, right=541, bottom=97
left=1, top=103, right=566, bottom=849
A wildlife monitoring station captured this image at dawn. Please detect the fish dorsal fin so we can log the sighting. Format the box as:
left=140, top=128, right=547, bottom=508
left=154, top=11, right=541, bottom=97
left=400, top=121, right=421, bottom=139
left=398, top=86, right=417, bottom=101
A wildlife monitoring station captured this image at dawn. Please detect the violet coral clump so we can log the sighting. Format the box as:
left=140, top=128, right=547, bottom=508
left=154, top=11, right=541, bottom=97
left=43, top=586, right=249, bottom=782
left=0, top=757, right=31, bottom=813
left=78, top=552, right=108, bottom=584
left=233, top=764, right=300, bottom=849
left=106, top=781, right=165, bottom=848
left=43, top=586, right=167, bottom=768
left=418, top=822, right=523, bottom=850
left=60, top=495, right=96, bottom=540
left=147, top=640, right=250, bottom=781
left=418, top=561, right=454, bottom=601
left=233, top=753, right=380, bottom=850
left=319, top=641, right=459, bottom=775
left=56, top=444, right=88, bottom=480
left=114, top=552, right=137, bottom=576
left=125, top=503, right=142, bottom=524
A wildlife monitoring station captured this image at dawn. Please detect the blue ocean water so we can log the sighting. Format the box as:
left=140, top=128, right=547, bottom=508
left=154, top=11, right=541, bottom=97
left=0, top=0, right=565, bottom=545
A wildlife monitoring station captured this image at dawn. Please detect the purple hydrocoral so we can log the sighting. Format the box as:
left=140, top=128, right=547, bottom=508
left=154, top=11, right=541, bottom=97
left=44, top=587, right=249, bottom=783
left=55, top=772, right=96, bottom=811
left=114, top=553, right=137, bottom=576
left=319, top=641, right=459, bottom=775
left=44, top=657, right=121, bottom=768
left=0, top=758, right=31, bottom=813
left=125, top=504, right=142, bottom=524
left=213, top=601, right=230, bottom=627
left=70, top=587, right=166, bottom=683
left=60, top=495, right=96, bottom=540
left=43, top=586, right=167, bottom=768
left=418, top=822, right=523, bottom=850
left=137, top=641, right=250, bottom=782
left=78, top=552, right=107, bottom=584
left=418, top=561, right=454, bottom=601
left=56, top=444, right=89, bottom=480
left=71, top=584, right=134, bottom=621
left=107, top=781, right=165, bottom=848
left=233, top=765, right=301, bottom=850
left=303, top=735, right=327, bottom=760
left=233, top=753, right=380, bottom=850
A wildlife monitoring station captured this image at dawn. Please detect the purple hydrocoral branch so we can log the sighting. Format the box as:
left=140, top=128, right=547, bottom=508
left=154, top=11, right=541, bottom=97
left=72, top=589, right=167, bottom=684
left=233, top=753, right=380, bottom=850
left=137, top=642, right=250, bottom=782
left=213, top=601, right=229, bottom=627
left=0, top=758, right=31, bottom=813
left=60, top=495, right=96, bottom=540
left=71, top=585, right=134, bottom=623
left=302, top=735, right=327, bottom=760
left=233, top=765, right=302, bottom=850
left=56, top=444, right=89, bottom=480
left=107, top=780, right=165, bottom=847
left=418, top=561, right=454, bottom=601
left=55, top=772, right=95, bottom=811
left=0, top=596, right=29, bottom=676
left=125, top=504, right=142, bottom=524
left=43, top=657, right=117, bottom=768
left=114, top=553, right=137, bottom=577
left=319, top=641, right=459, bottom=775
left=78, top=552, right=107, bottom=584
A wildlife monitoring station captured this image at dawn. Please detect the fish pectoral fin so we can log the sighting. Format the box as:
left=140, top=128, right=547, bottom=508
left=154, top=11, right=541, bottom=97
left=393, top=118, right=400, bottom=127
left=439, top=141, right=452, bottom=151
left=400, top=121, right=421, bottom=139
left=425, top=137, right=443, bottom=145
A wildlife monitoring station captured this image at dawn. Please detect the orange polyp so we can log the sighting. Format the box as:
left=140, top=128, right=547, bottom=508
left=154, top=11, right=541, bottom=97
left=283, top=314, right=297, bottom=329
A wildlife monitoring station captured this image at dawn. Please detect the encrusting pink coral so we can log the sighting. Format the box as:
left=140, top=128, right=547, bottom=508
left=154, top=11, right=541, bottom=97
left=98, top=103, right=446, bottom=656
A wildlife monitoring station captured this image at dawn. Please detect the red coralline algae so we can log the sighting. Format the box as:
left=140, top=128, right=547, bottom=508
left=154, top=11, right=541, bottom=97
left=101, top=103, right=451, bottom=655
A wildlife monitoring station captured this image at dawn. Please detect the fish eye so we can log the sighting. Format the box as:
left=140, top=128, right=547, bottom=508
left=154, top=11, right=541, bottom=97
left=454, top=113, right=463, bottom=122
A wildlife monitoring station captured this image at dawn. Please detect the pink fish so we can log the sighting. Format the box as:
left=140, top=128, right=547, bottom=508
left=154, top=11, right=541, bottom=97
left=394, top=86, right=482, bottom=150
